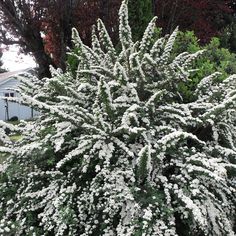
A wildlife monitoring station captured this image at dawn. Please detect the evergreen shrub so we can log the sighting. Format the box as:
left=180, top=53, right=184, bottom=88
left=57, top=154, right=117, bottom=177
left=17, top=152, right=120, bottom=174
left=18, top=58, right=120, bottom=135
left=172, top=31, right=236, bottom=101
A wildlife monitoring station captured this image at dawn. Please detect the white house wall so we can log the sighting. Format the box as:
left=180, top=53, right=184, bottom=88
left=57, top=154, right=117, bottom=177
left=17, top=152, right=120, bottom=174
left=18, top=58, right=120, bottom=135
left=0, top=78, right=38, bottom=120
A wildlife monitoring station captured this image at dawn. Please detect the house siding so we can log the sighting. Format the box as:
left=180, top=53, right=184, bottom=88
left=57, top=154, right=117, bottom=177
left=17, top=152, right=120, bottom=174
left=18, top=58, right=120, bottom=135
left=0, top=78, right=38, bottom=120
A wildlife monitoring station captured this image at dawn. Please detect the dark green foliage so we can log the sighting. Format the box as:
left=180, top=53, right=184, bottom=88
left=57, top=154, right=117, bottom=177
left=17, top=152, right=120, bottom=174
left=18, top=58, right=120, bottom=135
left=173, top=31, right=236, bottom=79
left=67, top=48, right=81, bottom=77
left=219, top=9, right=236, bottom=53
left=136, top=146, right=149, bottom=184
left=128, top=0, right=154, bottom=41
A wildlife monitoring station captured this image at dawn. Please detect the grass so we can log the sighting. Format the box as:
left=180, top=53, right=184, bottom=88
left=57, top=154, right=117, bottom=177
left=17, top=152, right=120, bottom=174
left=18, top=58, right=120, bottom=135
left=9, top=134, right=22, bottom=142
left=0, top=153, right=8, bottom=165
left=0, top=120, right=24, bottom=166
left=7, top=120, right=20, bottom=125
left=0, top=134, right=22, bottom=164
left=0, top=120, right=24, bottom=165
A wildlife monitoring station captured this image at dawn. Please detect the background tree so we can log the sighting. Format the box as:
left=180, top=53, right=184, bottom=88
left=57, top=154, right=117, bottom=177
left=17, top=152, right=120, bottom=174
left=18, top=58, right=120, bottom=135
left=0, top=47, right=6, bottom=73
left=219, top=0, right=236, bottom=52
left=0, top=0, right=55, bottom=78
left=155, top=0, right=233, bottom=43
left=71, top=0, right=121, bottom=45
left=128, top=0, right=154, bottom=41
left=0, top=0, right=121, bottom=78
left=41, top=0, right=74, bottom=71
left=0, top=0, right=234, bottom=80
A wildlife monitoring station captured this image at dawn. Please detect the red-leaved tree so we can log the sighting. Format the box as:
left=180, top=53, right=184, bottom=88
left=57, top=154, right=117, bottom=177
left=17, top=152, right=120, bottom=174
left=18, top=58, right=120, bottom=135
left=0, top=0, right=121, bottom=78
left=0, top=0, right=233, bottom=79
left=155, top=0, right=233, bottom=43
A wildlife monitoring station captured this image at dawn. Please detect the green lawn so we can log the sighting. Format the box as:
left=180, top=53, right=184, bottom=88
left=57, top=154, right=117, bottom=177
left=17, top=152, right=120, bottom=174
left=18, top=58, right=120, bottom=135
left=0, top=134, right=21, bottom=164
left=0, top=153, right=8, bottom=165
left=0, top=121, right=25, bottom=167
left=9, top=134, right=22, bottom=142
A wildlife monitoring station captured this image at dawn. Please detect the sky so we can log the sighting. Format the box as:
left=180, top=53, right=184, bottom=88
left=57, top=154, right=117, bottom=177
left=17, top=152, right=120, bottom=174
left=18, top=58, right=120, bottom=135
left=2, top=45, right=36, bottom=72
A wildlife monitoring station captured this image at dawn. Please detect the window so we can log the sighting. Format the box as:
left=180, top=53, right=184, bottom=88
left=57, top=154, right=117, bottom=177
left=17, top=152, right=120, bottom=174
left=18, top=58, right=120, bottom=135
left=4, top=92, right=15, bottom=97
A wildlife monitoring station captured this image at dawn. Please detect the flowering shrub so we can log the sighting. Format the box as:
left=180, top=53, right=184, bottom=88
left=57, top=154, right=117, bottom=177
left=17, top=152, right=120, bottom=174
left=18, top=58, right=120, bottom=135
left=0, top=1, right=235, bottom=235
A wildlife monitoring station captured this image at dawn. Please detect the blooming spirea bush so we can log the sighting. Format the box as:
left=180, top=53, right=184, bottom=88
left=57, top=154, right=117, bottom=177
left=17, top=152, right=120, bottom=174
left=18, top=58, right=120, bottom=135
left=0, top=1, right=235, bottom=235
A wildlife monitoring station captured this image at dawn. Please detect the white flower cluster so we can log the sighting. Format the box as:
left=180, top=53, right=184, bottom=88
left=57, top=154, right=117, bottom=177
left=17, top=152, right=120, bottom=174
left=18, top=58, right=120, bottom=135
left=0, top=1, right=235, bottom=235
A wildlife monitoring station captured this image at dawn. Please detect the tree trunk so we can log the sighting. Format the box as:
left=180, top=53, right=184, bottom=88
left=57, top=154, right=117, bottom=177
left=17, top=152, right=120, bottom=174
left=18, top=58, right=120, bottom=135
left=24, top=31, right=55, bottom=79
left=33, top=50, right=54, bottom=79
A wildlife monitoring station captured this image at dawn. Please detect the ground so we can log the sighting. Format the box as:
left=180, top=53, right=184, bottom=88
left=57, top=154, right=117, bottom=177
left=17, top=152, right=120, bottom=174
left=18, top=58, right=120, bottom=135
left=0, top=133, right=21, bottom=165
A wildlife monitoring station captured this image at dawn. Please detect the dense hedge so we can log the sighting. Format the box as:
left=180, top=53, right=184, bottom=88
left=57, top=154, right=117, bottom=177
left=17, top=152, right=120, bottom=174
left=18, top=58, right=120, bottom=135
left=0, top=1, right=235, bottom=235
